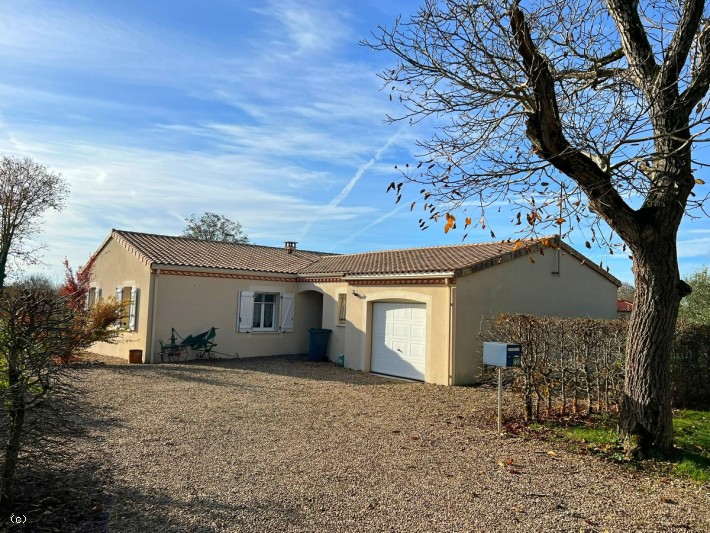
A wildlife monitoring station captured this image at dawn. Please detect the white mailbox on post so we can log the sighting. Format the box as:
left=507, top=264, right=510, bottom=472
left=483, top=342, right=521, bottom=367
left=483, top=342, right=522, bottom=434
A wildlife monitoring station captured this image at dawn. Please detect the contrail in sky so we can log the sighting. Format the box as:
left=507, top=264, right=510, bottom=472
left=298, top=131, right=401, bottom=241
left=335, top=203, right=409, bottom=249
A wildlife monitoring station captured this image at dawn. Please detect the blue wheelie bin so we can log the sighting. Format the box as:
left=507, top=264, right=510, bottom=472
left=308, top=328, right=332, bottom=361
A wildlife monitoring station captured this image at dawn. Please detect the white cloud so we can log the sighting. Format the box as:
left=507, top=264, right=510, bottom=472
left=0, top=4, right=192, bottom=81
left=0, top=127, right=386, bottom=275
left=257, top=0, right=352, bottom=56
left=678, top=236, right=710, bottom=259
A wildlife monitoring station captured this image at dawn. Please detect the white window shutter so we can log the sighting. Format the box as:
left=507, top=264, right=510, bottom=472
left=115, top=287, right=123, bottom=327
left=96, top=288, right=102, bottom=302
left=85, top=289, right=91, bottom=310
left=238, top=291, right=254, bottom=332
left=128, top=287, right=138, bottom=331
left=280, top=293, right=295, bottom=332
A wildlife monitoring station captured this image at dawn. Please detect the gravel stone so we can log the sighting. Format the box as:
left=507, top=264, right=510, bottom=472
left=22, top=356, right=710, bottom=531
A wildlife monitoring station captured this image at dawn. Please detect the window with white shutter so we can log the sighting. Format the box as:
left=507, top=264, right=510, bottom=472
left=128, top=287, right=138, bottom=331
left=115, top=286, right=138, bottom=331
left=280, top=293, right=295, bottom=332
left=238, top=291, right=254, bottom=332
left=239, top=291, right=290, bottom=332
left=86, top=287, right=101, bottom=310
left=115, top=287, right=123, bottom=327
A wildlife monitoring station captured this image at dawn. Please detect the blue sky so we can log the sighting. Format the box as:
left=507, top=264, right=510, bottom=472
left=1, top=0, right=709, bottom=285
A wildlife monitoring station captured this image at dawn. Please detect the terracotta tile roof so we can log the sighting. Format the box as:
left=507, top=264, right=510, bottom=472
left=112, top=230, right=329, bottom=274
left=617, top=299, right=634, bottom=312
left=298, top=240, right=529, bottom=276
left=107, top=230, right=620, bottom=286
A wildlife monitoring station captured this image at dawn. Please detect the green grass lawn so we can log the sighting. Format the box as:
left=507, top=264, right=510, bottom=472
left=530, top=410, right=710, bottom=483
left=670, top=410, right=710, bottom=481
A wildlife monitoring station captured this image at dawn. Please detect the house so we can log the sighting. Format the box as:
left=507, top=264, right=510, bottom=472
left=88, top=230, right=620, bottom=385
left=617, top=299, right=634, bottom=319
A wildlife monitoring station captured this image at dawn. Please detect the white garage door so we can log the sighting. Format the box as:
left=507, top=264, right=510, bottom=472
left=371, top=302, right=426, bottom=381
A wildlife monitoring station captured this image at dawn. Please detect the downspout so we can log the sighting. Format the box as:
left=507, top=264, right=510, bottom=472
left=447, top=278, right=455, bottom=386
left=149, top=268, right=160, bottom=364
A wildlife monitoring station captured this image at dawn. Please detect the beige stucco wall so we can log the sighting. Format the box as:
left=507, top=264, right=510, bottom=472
left=297, top=281, right=347, bottom=360
left=294, top=290, right=325, bottom=353
left=87, top=236, right=615, bottom=386
left=149, top=272, right=305, bottom=362
left=90, top=238, right=152, bottom=360
left=453, top=248, right=618, bottom=385
left=303, top=280, right=454, bottom=385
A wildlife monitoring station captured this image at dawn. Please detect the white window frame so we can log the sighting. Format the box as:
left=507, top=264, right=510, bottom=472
left=238, top=291, right=294, bottom=333
left=337, top=293, right=347, bottom=326
left=252, top=292, right=278, bottom=331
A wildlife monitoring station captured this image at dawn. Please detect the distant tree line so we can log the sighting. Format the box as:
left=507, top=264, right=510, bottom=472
left=619, top=266, right=710, bottom=325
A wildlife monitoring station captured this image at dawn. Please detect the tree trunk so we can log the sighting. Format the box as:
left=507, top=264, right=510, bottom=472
left=0, top=245, right=9, bottom=292
left=619, top=238, right=685, bottom=457
left=0, top=363, right=26, bottom=508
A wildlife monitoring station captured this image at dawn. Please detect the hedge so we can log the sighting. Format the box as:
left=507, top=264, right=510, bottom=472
left=485, top=315, right=709, bottom=421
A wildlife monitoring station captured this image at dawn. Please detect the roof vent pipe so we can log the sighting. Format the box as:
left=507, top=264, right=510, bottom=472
left=285, top=241, right=297, bottom=254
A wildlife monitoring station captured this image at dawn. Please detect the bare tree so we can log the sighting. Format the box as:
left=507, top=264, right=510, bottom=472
left=618, top=281, right=636, bottom=302
left=0, top=287, right=121, bottom=507
left=182, top=212, right=249, bottom=244
left=366, top=0, right=710, bottom=456
left=0, top=157, right=68, bottom=291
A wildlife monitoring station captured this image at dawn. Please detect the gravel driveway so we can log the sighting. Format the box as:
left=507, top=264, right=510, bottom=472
left=60, top=357, right=710, bottom=531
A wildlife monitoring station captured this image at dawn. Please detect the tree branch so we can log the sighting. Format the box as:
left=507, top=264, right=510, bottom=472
left=659, top=0, right=705, bottom=90
left=605, top=0, right=659, bottom=92
left=681, top=23, right=710, bottom=109
left=510, top=6, right=637, bottom=239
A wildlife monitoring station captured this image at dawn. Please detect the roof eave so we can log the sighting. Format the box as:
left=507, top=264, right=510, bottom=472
left=558, top=241, right=622, bottom=287
left=112, top=229, right=157, bottom=266
left=344, top=272, right=455, bottom=281
left=453, top=240, right=622, bottom=287
left=454, top=247, right=536, bottom=277
left=151, top=264, right=299, bottom=278
left=297, top=271, right=346, bottom=278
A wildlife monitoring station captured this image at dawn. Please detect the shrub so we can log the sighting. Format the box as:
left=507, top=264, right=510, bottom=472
left=487, top=314, right=710, bottom=419
left=671, top=322, right=710, bottom=408
left=0, top=288, right=121, bottom=507
left=488, top=315, right=626, bottom=420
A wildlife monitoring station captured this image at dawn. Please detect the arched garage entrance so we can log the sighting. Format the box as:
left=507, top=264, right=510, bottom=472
left=371, top=302, right=427, bottom=381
